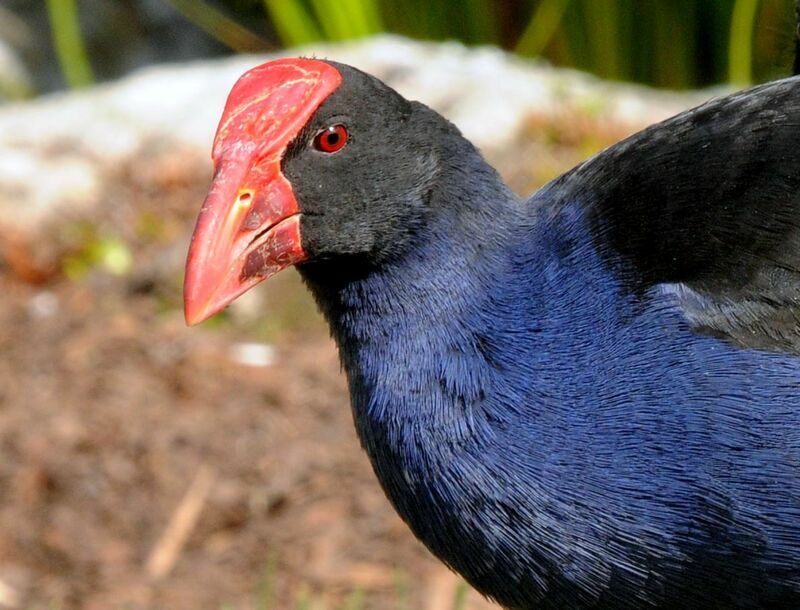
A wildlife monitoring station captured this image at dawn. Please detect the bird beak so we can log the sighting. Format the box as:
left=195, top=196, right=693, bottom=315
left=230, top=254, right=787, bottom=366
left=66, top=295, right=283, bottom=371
left=183, top=58, right=341, bottom=325
left=183, top=150, right=305, bottom=326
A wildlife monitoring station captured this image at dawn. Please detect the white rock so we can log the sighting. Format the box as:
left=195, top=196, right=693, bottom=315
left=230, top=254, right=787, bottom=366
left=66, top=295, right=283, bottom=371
left=0, top=147, right=99, bottom=229
left=228, top=342, right=275, bottom=367
left=0, top=576, right=20, bottom=608
left=27, top=290, right=59, bottom=319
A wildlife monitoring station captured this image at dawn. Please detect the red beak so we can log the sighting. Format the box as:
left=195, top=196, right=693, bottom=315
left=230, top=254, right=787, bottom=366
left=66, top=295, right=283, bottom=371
left=183, top=59, right=341, bottom=325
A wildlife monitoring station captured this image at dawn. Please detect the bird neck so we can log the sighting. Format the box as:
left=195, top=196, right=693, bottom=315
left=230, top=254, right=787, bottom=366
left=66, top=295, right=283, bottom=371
left=301, top=153, right=520, bottom=451
left=299, top=166, right=676, bottom=605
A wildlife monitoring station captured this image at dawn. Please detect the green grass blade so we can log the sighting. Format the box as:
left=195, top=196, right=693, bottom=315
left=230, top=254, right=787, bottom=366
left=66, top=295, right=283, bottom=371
left=452, top=581, right=469, bottom=610
left=256, top=551, right=279, bottom=610
left=516, top=0, right=571, bottom=57
left=795, top=0, right=800, bottom=74
left=340, top=588, right=366, bottom=610
left=45, top=0, right=93, bottom=88
left=338, top=0, right=373, bottom=37
left=342, top=0, right=384, bottom=36
left=729, top=0, right=760, bottom=85
left=393, top=570, right=410, bottom=610
left=311, top=0, right=349, bottom=40
left=294, top=587, right=312, bottom=610
left=165, top=0, right=268, bottom=52
left=311, top=0, right=384, bottom=40
left=461, top=0, right=496, bottom=44
left=582, top=0, right=621, bottom=79
left=263, top=0, right=324, bottom=45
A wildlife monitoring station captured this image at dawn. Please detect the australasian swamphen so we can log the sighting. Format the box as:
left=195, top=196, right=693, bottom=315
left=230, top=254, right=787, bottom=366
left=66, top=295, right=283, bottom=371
left=183, top=23, right=800, bottom=609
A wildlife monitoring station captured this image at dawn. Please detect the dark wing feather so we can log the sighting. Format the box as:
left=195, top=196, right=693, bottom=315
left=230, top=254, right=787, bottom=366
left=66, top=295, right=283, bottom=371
left=544, top=76, right=800, bottom=353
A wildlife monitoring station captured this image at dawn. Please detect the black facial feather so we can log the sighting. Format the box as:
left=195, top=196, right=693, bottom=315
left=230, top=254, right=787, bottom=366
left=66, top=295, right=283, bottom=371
left=282, top=63, right=444, bottom=268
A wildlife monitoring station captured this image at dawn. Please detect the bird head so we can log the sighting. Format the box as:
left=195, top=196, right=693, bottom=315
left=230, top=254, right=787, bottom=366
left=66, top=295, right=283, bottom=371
left=183, top=58, right=442, bottom=325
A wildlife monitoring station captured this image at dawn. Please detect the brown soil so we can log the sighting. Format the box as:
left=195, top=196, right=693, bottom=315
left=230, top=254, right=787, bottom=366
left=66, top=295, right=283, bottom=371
left=0, top=109, right=637, bottom=610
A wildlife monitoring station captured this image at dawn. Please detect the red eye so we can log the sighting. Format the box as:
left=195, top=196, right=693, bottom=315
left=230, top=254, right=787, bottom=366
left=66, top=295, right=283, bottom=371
left=314, top=124, right=348, bottom=153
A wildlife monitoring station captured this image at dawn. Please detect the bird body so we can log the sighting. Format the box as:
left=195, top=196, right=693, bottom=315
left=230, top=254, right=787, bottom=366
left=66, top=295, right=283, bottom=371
left=184, top=56, right=800, bottom=607
left=300, top=79, right=800, bottom=607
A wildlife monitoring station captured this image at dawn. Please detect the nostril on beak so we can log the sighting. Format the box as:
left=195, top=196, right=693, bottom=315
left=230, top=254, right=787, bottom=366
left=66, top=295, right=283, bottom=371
left=237, top=190, right=262, bottom=230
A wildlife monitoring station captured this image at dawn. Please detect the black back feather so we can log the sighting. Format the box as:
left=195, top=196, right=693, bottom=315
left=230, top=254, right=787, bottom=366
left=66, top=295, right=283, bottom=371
left=543, top=76, right=800, bottom=353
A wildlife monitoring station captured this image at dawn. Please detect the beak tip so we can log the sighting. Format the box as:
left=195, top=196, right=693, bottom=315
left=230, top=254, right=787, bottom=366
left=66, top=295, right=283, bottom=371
left=183, top=287, right=220, bottom=326
left=184, top=312, right=202, bottom=327
left=183, top=275, right=214, bottom=326
left=183, top=304, right=205, bottom=327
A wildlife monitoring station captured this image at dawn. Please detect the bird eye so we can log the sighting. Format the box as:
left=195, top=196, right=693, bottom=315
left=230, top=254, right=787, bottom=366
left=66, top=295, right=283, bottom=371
left=314, top=124, right=348, bottom=153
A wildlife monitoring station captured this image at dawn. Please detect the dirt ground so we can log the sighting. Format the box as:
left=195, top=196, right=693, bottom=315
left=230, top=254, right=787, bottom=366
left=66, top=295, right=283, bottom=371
left=0, top=109, right=636, bottom=610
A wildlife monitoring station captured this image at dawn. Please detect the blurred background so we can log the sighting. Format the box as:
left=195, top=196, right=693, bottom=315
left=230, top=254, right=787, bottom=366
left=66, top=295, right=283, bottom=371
left=0, top=2, right=797, bottom=609
left=1, top=0, right=798, bottom=101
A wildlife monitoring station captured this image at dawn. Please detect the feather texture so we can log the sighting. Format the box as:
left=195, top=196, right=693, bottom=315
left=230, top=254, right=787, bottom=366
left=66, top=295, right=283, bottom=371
left=299, top=75, right=800, bottom=608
